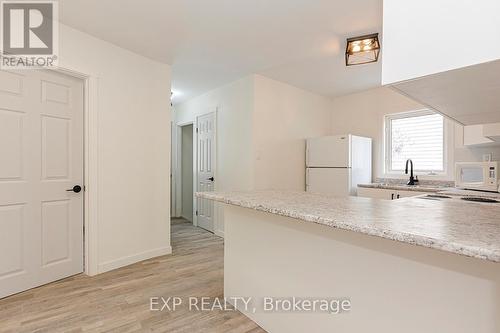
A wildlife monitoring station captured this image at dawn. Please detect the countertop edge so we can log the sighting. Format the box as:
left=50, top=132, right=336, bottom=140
left=196, top=192, right=500, bottom=264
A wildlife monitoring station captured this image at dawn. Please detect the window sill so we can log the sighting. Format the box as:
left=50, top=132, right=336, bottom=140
left=382, top=173, right=453, bottom=181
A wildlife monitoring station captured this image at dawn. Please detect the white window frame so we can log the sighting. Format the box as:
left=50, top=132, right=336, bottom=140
left=384, top=109, right=454, bottom=180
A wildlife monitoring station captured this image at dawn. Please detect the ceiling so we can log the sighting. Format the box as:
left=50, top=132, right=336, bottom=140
left=59, top=0, right=383, bottom=105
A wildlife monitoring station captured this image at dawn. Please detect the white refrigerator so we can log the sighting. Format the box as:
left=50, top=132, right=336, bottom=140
left=306, top=135, right=372, bottom=196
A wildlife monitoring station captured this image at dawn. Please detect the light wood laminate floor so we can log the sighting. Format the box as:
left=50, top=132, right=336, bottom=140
left=0, top=219, right=265, bottom=333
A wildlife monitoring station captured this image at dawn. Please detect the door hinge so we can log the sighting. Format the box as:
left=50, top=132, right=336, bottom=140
left=196, top=210, right=198, bottom=216
left=196, top=127, right=199, bottom=133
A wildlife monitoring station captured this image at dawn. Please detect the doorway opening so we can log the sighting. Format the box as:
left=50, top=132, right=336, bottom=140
left=180, top=124, right=194, bottom=222
left=172, top=122, right=195, bottom=227
left=172, top=111, right=217, bottom=234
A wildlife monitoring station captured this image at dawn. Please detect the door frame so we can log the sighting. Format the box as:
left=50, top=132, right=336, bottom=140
left=194, top=109, right=217, bottom=232
left=51, top=66, right=99, bottom=276
left=173, top=120, right=195, bottom=223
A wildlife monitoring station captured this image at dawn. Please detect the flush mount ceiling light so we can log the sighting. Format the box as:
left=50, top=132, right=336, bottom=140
left=345, top=33, right=380, bottom=66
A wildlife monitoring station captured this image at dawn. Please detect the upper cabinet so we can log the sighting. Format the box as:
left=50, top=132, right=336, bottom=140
left=382, top=0, right=500, bottom=125
left=463, top=122, right=500, bottom=146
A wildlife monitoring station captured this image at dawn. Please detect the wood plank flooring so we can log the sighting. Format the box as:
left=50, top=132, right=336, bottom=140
left=0, top=219, right=265, bottom=333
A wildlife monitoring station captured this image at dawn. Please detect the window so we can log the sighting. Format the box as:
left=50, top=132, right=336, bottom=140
left=385, top=110, right=445, bottom=174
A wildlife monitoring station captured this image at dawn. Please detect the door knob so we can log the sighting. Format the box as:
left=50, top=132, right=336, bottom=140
left=66, top=185, right=82, bottom=193
left=208, top=177, right=214, bottom=182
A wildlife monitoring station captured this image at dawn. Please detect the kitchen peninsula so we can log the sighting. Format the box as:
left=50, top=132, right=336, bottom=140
left=197, top=190, right=500, bottom=333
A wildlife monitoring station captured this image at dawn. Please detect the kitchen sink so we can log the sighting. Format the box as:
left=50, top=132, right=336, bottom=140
left=417, top=194, right=500, bottom=203
left=461, top=197, right=499, bottom=203
left=418, top=194, right=452, bottom=201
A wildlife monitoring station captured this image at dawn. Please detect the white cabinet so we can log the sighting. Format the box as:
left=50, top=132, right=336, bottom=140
left=463, top=125, right=496, bottom=146
left=357, top=187, right=430, bottom=200
left=463, top=123, right=500, bottom=146
left=382, top=0, right=500, bottom=85
left=483, top=123, right=500, bottom=142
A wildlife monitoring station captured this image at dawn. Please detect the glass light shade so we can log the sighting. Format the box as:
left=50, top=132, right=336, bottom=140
left=346, top=33, right=380, bottom=66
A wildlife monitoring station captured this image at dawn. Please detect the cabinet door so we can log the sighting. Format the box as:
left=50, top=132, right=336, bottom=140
left=463, top=125, right=494, bottom=146
left=357, top=188, right=396, bottom=200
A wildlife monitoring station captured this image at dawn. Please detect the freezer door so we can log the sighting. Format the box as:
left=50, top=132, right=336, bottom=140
left=306, top=168, right=351, bottom=196
left=306, top=135, right=351, bottom=167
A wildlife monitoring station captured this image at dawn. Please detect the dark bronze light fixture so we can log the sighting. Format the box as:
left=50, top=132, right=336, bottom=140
left=345, top=33, right=380, bottom=66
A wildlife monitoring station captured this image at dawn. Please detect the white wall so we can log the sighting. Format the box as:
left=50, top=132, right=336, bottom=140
left=174, top=75, right=333, bottom=234
left=59, top=24, right=171, bottom=274
left=181, top=125, right=193, bottom=221
left=253, top=75, right=332, bottom=190
left=330, top=87, right=500, bottom=180
left=382, top=0, right=500, bottom=84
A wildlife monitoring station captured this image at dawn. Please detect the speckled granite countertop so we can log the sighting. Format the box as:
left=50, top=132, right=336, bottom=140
left=196, top=190, right=500, bottom=263
left=358, top=183, right=446, bottom=193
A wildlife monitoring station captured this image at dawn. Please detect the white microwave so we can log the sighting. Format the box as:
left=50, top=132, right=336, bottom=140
left=455, top=162, right=499, bottom=192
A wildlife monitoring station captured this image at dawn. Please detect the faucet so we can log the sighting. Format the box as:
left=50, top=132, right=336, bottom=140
left=405, top=159, right=415, bottom=186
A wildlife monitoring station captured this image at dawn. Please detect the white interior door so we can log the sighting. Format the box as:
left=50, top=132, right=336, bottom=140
left=196, top=112, right=215, bottom=232
left=0, top=69, right=84, bottom=299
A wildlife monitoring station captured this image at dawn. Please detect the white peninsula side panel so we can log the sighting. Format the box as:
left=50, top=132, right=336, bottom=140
left=224, top=205, right=500, bottom=333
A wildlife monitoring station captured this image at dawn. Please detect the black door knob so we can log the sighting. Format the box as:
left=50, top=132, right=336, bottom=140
left=208, top=177, right=214, bottom=182
left=67, top=185, right=82, bottom=193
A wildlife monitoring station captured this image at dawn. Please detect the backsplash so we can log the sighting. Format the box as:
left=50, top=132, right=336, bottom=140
left=375, top=178, right=455, bottom=188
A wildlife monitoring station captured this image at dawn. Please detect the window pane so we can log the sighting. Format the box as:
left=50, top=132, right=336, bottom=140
left=390, top=113, right=444, bottom=172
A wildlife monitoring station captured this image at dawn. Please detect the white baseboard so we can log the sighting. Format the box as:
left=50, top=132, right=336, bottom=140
left=98, top=245, right=172, bottom=274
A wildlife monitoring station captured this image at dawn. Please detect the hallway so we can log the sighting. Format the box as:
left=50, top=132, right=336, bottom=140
left=0, top=220, right=264, bottom=333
